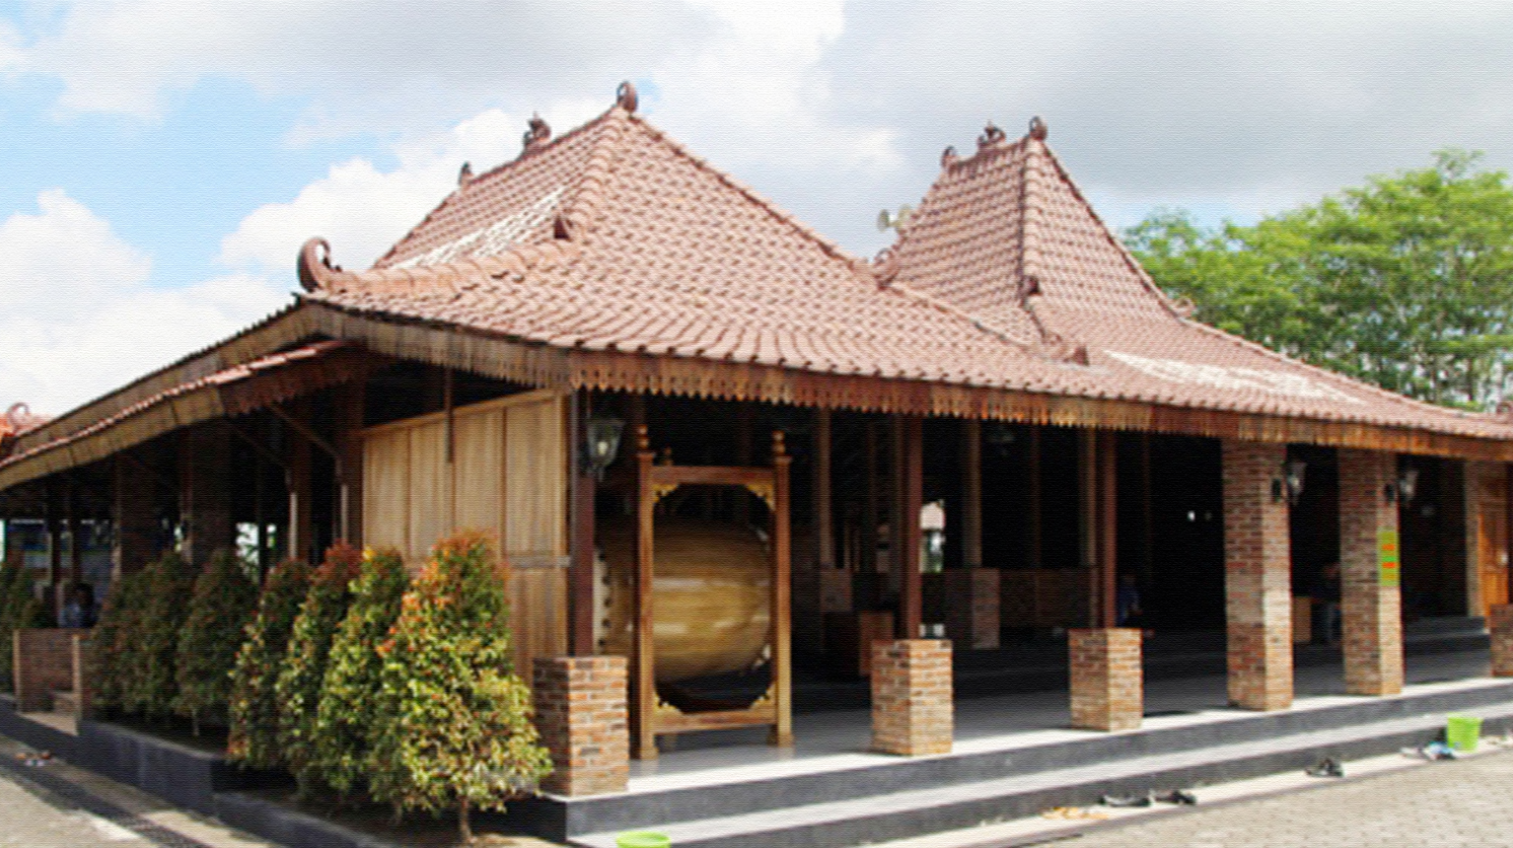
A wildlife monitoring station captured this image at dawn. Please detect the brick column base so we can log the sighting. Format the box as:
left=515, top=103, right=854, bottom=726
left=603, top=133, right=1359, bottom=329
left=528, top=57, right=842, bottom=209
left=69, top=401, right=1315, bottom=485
left=871, top=639, right=952, bottom=755
left=1491, top=605, right=1513, bottom=677
left=1070, top=628, right=1142, bottom=731
left=945, top=568, right=1000, bottom=650
left=533, top=656, right=629, bottom=797
left=13, top=629, right=80, bottom=712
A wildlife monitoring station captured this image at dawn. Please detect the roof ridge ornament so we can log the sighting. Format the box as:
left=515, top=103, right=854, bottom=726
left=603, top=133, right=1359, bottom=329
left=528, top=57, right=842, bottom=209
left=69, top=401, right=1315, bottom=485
left=978, top=121, right=1006, bottom=150
left=522, top=113, right=552, bottom=154
left=616, top=80, right=638, bottom=113
left=1028, top=115, right=1048, bottom=141
left=297, top=237, right=340, bottom=292
left=458, top=162, right=474, bottom=187
left=941, top=146, right=959, bottom=168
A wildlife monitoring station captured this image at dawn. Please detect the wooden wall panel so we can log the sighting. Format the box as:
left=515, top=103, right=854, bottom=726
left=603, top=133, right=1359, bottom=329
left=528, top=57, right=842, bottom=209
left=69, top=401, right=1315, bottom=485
left=363, top=427, right=410, bottom=554
left=407, top=420, right=449, bottom=564
left=453, top=409, right=504, bottom=539
left=509, top=566, right=569, bottom=676
left=505, top=396, right=567, bottom=557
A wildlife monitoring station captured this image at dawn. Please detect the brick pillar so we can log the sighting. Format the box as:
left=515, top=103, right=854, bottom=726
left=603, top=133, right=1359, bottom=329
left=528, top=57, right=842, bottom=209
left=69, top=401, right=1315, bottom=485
left=1339, top=449, right=1404, bottom=696
left=871, top=639, right=952, bottom=755
left=180, top=423, right=234, bottom=565
left=1491, top=605, right=1513, bottom=677
left=944, top=568, right=999, bottom=649
left=1069, top=628, right=1142, bottom=731
left=71, top=634, right=93, bottom=717
left=533, top=656, right=629, bottom=797
left=1221, top=441, right=1294, bottom=711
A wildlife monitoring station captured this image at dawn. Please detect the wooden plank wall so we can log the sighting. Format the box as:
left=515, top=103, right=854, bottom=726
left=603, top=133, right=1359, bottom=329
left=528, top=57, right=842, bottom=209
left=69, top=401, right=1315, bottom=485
left=361, top=388, right=569, bottom=675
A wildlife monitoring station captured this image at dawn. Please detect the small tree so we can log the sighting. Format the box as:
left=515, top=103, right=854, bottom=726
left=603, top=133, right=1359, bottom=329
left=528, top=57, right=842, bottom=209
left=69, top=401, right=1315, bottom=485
left=275, top=542, right=362, bottom=797
left=228, top=557, right=312, bottom=768
left=89, top=568, right=148, bottom=712
left=173, top=550, right=259, bottom=735
left=368, top=533, right=551, bottom=843
left=312, top=547, right=409, bottom=801
left=122, top=552, right=194, bottom=718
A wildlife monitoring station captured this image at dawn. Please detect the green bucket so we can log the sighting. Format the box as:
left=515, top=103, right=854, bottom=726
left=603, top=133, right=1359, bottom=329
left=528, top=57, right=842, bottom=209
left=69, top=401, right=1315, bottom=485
left=616, top=832, right=671, bottom=848
left=1446, top=714, right=1482, bottom=752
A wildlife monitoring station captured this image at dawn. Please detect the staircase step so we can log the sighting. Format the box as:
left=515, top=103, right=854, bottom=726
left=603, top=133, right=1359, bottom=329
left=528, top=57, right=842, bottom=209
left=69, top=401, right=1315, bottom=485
left=573, top=704, right=1513, bottom=848
left=50, top=690, right=78, bottom=716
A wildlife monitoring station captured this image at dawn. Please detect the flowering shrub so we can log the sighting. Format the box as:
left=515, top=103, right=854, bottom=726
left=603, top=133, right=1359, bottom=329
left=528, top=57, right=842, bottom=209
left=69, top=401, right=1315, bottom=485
left=312, top=547, right=409, bottom=800
left=275, top=542, right=362, bottom=797
left=173, top=550, right=259, bottom=735
left=368, top=533, right=551, bottom=842
left=227, top=558, right=312, bottom=768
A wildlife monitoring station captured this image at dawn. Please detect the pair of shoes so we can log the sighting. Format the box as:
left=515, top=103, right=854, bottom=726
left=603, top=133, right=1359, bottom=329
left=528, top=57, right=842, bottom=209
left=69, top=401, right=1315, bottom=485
left=1154, top=789, right=1198, bottom=805
left=1305, top=758, right=1344, bottom=778
left=1100, top=794, right=1152, bottom=808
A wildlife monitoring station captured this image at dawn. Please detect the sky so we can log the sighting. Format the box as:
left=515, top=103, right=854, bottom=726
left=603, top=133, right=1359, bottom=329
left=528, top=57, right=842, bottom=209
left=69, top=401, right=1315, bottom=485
left=3, top=0, right=1513, bottom=415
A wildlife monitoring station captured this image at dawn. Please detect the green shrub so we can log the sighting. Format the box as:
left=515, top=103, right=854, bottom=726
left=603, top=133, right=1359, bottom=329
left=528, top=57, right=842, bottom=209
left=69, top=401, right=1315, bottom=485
left=173, top=550, right=259, bottom=735
left=0, top=559, right=48, bottom=691
left=121, top=552, right=193, bottom=718
left=368, top=533, right=551, bottom=842
left=312, top=547, right=408, bottom=801
left=227, top=557, right=312, bottom=768
left=89, top=568, right=148, bottom=711
left=275, top=542, right=362, bottom=797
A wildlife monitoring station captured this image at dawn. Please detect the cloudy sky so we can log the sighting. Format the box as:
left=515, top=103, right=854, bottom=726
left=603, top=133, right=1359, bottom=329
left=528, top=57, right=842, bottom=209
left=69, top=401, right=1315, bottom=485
left=3, top=0, right=1512, bottom=415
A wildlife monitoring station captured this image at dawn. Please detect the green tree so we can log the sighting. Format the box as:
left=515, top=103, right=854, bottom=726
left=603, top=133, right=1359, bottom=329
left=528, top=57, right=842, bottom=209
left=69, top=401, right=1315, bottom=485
left=1125, top=150, right=1513, bottom=409
left=174, top=550, right=259, bottom=735
left=0, top=559, right=48, bottom=691
left=121, top=552, right=193, bottom=718
left=275, top=543, right=362, bottom=797
left=228, top=557, right=312, bottom=768
left=312, top=547, right=408, bottom=801
left=369, top=533, right=551, bottom=843
left=89, top=569, right=148, bottom=711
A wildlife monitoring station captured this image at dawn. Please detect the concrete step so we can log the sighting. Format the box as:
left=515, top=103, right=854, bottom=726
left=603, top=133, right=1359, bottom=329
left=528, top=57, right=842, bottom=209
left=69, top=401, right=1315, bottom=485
left=571, top=700, right=1513, bottom=848
left=50, top=691, right=78, bottom=717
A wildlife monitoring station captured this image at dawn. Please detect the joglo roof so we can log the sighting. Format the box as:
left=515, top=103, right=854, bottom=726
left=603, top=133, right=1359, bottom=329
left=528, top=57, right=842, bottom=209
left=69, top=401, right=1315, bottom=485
left=5, top=81, right=1513, bottom=486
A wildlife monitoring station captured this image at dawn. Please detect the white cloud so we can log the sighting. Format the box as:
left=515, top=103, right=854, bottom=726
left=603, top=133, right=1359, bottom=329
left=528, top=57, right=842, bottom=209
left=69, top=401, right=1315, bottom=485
left=220, top=99, right=604, bottom=273
left=0, top=191, right=290, bottom=415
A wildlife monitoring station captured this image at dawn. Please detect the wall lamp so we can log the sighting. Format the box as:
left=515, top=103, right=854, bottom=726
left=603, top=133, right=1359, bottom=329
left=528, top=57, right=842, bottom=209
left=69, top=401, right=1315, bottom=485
left=1386, top=466, right=1420, bottom=505
left=1272, top=458, right=1307, bottom=506
left=583, top=415, right=625, bottom=480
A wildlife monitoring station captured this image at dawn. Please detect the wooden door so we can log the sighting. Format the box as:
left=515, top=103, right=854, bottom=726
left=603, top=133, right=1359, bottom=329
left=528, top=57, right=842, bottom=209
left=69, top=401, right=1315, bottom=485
left=1476, top=468, right=1509, bottom=617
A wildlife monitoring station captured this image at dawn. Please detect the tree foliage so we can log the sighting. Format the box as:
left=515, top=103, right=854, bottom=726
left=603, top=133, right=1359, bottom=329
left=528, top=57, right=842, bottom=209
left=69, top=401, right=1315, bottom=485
left=228, top=557, right=312, bottom=768
left=174, top=550, right=259, bottom=735
left=89, top=568, right=148, bottom=711
left=368, top=534, right=550, bottom=842
left=275, top=542, right=362, bottom=797
left=312, top=547, right=409, bottom=800
left=121, top=552, right=194, bottom=718
left=0, top=559, right=48, bottom=691
left=1124, top=150, right=1513, bottom=409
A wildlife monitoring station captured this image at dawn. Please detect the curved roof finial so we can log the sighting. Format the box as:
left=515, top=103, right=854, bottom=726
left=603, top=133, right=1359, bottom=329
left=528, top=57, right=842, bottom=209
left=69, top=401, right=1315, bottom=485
left=458, top=162, right=474, bottom=187
left=297, top=237, right=337, bottom=292
left=978, top=121, right=1006, bottom=149
left=617, top=80, right=639, bottom=113
left=941, top=145, right=959, bottom=168
left=1028, top=115, right=1048, bottom=141
left=522, top=113, right=552, bottom=153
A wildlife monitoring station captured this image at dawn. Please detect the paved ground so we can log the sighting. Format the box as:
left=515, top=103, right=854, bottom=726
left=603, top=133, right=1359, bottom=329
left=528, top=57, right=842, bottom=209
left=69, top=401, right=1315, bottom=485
left=1055, top=749, right=1513, bottom=848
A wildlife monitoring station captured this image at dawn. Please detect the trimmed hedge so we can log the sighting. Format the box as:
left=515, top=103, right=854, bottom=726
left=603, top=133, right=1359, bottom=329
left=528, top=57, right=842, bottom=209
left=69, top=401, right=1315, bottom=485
left=275, top=542, right=362, bottom=797
left=312, top=547, right=409, bottom=800
left=121, top=552, right=194, bottom=718
left=0, top=559, right=49, bottom=691
left=89, top=567, right=148, bottom=711
left=227, top=557, right=312, bottom=768
left=368, top=533, right=551, bottom=842
left=174, top=550, right=259, bottom=735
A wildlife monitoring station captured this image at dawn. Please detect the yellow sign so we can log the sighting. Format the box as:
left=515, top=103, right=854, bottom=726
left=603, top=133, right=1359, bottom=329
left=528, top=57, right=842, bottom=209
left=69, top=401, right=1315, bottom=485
left=1379, top=529, right=1400, bottom=588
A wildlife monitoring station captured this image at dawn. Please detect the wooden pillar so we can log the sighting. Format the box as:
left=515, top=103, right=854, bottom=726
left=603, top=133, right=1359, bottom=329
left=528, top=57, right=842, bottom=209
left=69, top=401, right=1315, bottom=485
left=897, top=416, right=924, bottom=639
left=734, top=405, right=753, bottom=525
left=286, top=403, right=314, bottom=564
left=1097, top=431, right=1118, bottom=629
left=334, top=381, right=366, bottom=545
left=631, top=425, right=657, bottom=760
left=815, top=410, right=835, bottom=570
left=1339, top=449, right=1404, bottom=696
left=865, top=423, right=879, bottom=574
left=46, top=501, right=62, bottom=621
left=1027, top=427, right=1042, bottom=568
left=1139, top=434, right=1154, bottom=586
left=771, top=430, right=794, bottom=747
left=962, top=420, right=982, bottom=570
left=569, top=391, right=598, bottom=654
left=1078, top=429, right=1098, bottom=625
left=112, top=454, right=156, bottom=576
